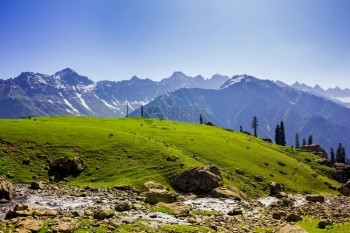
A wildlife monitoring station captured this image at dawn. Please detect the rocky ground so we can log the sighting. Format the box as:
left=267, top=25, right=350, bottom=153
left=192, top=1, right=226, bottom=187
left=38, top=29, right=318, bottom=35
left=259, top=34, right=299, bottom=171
left=1, top=181, right=350, bottom=233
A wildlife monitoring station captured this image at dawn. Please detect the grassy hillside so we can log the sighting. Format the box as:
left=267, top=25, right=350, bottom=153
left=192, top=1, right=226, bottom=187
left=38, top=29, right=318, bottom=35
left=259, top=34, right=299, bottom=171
left=0, top=116, right=339, bottom=197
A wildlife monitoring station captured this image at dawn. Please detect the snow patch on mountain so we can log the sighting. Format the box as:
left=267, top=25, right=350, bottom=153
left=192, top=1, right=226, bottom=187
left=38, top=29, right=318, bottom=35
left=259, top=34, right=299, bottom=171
left=333, top=97, right=350, bottom=104
left=59, top=93, right=80, bottom=114
left=220, top=75, right=248, bottom=89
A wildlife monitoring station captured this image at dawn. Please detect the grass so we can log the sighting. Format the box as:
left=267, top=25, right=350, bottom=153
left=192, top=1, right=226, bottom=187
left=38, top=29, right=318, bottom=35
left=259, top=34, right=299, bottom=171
left=0, top=116, right=340, bottom=197
left=298, top=217, right=350, bottom=232
left=152, top=205, right=175, bottom=215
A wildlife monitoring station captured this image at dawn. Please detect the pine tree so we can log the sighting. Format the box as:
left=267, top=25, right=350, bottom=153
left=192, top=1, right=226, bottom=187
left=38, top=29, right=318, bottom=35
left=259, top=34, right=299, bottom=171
left=308, top=135, right=313, bottom=145
left=275, top=125, right=281, bottom=145
left=280, top=121, right=286, bottom=146
left=141, top=104, right=144, bottom=117
left=251, top=116, right=258, bottom=137
left=330, top=147, right=335, bottom=165
left=295, top=133, right=300, bottom=149
left=240, top=126, right=243, bottom=133
left=302, top=138, right=306, bottom=146
left=126, top=102, right=129, bottom=117
left=336, top=143, right=346, bottom=163
left=199, top=114, right=204, bottom=124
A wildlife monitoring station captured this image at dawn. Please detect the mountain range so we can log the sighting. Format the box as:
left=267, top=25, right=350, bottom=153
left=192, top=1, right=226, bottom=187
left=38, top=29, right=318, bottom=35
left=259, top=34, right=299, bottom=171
left=1, top=68, right=349, bottom=155
left=133, top=75, right=350, bottom=155
left=0, top=68, right=228, bottom=118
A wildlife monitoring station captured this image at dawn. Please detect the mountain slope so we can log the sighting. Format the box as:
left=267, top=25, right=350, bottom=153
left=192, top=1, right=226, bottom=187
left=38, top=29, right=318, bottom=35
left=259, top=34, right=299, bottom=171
left=134, top=75, right=350, bottom=154
left=0, top=69, right=229, bottom=118
left=0, top=117, right=339, bottom=197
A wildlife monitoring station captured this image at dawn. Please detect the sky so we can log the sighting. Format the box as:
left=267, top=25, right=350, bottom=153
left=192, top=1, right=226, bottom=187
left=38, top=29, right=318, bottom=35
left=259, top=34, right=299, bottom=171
left=0, top=0, right=350, bottom=89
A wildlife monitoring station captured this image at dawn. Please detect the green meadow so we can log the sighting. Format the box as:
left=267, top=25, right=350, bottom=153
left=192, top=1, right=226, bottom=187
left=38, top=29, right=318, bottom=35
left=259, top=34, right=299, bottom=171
left=0, top=116, right=339, bottom=197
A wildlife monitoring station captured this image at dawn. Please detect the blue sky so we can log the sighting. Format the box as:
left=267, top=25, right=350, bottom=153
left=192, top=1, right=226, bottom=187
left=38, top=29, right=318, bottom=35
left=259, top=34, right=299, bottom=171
left=1, top=0, right=350, bottom=88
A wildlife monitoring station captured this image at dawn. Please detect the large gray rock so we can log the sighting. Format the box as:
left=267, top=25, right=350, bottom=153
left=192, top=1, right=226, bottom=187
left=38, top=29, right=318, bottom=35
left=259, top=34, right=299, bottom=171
left=145, top=189, right=177, bottom=205
left=94, top=205, right=114, bottom=220
left=49, top=157, right=85, bottom=179
left=0, top=176, right=14, bottom=200
left=173, top=165, right=223, bottom=193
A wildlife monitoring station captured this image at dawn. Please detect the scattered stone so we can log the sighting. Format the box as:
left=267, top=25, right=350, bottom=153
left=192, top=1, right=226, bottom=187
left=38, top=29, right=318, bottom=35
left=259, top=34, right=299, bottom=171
left=210, top=187, right=241, bottom=200
left=276, top=192, right=288, bottom=198
left=338, top=180, right=350, bottom=196
left=165, top=202, right=191, bottom=217
left=30, top=181, right=44, bottom=190
left=334, top=163, right=350, bottom=183
left=318, top=219, right=333, bottom=229
left=115, top=201, right=132, bottom=212
left=94, top=205, right=114, bottom=220
left=16, top=219, right=43, bottom=233
left=187, top=216, right=197, bottom=224
left=276, top=225, right=307, bottom=233
left=306, top=195, right=325, bottom=203
left=227, top=208, right=243, bottom=216
left=14, top=204, right=35, bottom=217
left=286, top=213, right=303, bottom=222
left=173, top=165, right=223, bottom=193
left=0, top=176, right=14, bottom=200
left=272, top=211, right=287, bottom=219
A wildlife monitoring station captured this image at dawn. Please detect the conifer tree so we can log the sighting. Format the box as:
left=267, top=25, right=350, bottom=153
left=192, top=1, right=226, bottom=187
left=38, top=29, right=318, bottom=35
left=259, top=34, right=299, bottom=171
left=275, top=125, right=281, bottom=145
left=302, top=138, right=306, bottom=146
left=280, top=121, right=286, bottom=146
left=330, top=147, right=335, bottom=165
left=308, top=135, right=313, bottom=145
left=251, top=116, right=258, bottom=137
left=240, top=126, right=243, bottom=133
left=295, top=133, right=300, bottom=149
left=141, top=104, right=144, bottom=117
left=336, top=143, right=346, bottom=164
left=199, top=114, right=204, bottom=124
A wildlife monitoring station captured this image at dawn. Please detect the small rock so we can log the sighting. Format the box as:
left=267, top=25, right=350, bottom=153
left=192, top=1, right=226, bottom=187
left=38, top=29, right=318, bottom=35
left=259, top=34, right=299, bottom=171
left=30, top=181, right=44, bottom=190
left=273, top=211, right=287, bottom=219
left=318, top=219, right=332, bottom=229
left=286, top=213, right=303, bottom=222
left=145, top=189, right=177, bottom=204
left=268, top=181, right=282, bottom=196
left=210, top=187, right=241, bottom=200
left=94, top=205, right=114, bottom=220
left=115, top=201, right=132, bottom=212
left=276, top=225, right=307, bottom=233
left=276, top=192, right=287, bottom=198
left=227, top=208, right=243, bottom=216
left=187, top=216, right=197, bottom=223
left=0, top=176, right=14, bottom=200
left=306, top=195, right=325, bottom=203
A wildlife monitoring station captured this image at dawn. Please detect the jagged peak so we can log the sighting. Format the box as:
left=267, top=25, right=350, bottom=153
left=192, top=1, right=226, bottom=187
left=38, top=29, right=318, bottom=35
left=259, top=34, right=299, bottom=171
left=54, top=68, right=77, bottom=76
left=220, top=74, right=256, bottom=89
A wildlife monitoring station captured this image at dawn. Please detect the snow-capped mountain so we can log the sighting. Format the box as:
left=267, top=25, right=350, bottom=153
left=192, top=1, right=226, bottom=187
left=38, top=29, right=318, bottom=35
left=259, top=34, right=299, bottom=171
left=275, top=80, right=350, bottom=108
left=133, top=74, right=350, bottom=154
left=0, top=68, right=229, bottom=118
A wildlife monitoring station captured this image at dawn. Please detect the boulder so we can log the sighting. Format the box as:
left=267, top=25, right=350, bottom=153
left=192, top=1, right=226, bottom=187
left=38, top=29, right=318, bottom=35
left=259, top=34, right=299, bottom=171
left=16, top=219, right=43, bottom=233
left=318, top=219, right=333, bottom=229
left=286, top=213, right=303, bottom=222
left=334, top=163, right=350, bottom=183
left=173, top=165, right=223, bottom=193
left=115, top=201, right=132, bottom=212
left=94, top=205, right=114, bottom=220
left=0, top=176, right=14, bottom=200
left=50, top=219, right=79, bottom=233
left=30, top=181, right=44, bottom=190
left=49, top=157, right=85, bottom=179
left=14, top=204, right=35, bottom=217
left=268, top=181, right=282, bottom=196
left=301, top=144, right=328, bottom=159
left=145, top=189, right=177, bottom=204
left=276, top=225, right=307, bottom=233
left=210, top=187, right=241, bottom=200
left=305, top=195, right=325, bottom=203
left=164, top=202, right=192, bottom=217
